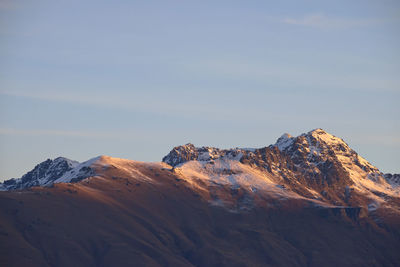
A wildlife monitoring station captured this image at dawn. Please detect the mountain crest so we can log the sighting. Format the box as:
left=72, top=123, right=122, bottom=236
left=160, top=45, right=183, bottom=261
left=2, top=128, right=398, bottom=208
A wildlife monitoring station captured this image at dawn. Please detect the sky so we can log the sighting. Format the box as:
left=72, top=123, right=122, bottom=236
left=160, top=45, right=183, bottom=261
left=0, top=0, right=399, bottom=180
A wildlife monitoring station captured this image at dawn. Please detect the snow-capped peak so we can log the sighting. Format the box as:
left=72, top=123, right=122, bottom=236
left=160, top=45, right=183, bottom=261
left=53, top=155, right=104, bottom=184
left=0, top=157, right=79, bottom=191
left=273, top=128, right=349, bottom=152
left=306, top=128, right=348, bottom=147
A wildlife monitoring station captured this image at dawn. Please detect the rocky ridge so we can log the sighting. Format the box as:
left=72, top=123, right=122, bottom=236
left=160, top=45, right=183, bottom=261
left=162, top=129, right=399, bottom=208
left=0, top=157, right=78, bottom=190
left=1, top=129, right=399, bottom=212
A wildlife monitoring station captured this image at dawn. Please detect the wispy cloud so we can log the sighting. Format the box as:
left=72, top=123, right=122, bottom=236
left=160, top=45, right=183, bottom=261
left=0, top=127, right=117, bottom=138
left=0, top=90, right=295, bottom=123
left=178, top=59, right=400, bottom=93
left=283, top=14, right=384, bottom=29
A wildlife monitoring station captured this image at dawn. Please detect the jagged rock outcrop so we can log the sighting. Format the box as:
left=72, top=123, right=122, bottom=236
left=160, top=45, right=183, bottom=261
left=0, top=157, right=78, bottom=190
left=162, top=143, right=244, bottom=167
left=384, top=173, right=400, bottom=187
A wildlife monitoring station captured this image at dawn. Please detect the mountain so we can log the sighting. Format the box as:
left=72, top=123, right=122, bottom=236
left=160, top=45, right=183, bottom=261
left=1, top=129, right=400, bottom=266
left=162, top=128, right=399, bottom=210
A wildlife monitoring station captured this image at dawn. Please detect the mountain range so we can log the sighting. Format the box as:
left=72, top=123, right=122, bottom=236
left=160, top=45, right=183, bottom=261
left=1, top=129, right=399, bottom=266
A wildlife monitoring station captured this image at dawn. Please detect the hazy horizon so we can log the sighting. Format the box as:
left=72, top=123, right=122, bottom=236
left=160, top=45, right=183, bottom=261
left=1, top=0, right=399, bottom=180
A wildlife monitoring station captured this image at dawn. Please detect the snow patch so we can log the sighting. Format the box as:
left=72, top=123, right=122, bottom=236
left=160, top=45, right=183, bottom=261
left=275, top=133, right=294, bottom=151
left=177, top=157, right=313, bottom=201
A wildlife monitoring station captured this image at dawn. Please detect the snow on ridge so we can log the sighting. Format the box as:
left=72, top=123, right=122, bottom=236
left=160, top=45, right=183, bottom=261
left=240, top=148, right=256, bottom=152
left=175, top=158, right=332, bottom=207
left=54, top=155, right=104, bottom=183
left=384, top=173, right=400, bottom=188
left=275, top=133, right=294, bottom=151
left=52, top=157, right=79, bottom=167
left=163, top=143, right=249, bottom=167
left=54, top=155, right=155, bottom=184
left=178, top=158, right=287, bottom=195
left=304, top=130, right=395, bottom=196
left=273, top=129, right=347, bottom=152
left=306, top=128, right=348, bottom=147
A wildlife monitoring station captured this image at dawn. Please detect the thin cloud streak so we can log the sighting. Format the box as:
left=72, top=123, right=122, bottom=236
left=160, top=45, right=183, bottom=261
left=0, top=90, right=302, bottom=123
left=1, top=127, right=400, bottom=148
left=0, top=127, right=169, bottom=140
left=177, top=60, right=400, bottom=93
left=1, top=87, right=398, bottom=128
left=283, top=14, right=386, bottom=29
left=0, top=128, right=117, bottom=138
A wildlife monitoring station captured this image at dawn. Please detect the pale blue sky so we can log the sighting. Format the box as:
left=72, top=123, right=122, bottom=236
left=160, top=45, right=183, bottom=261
left=1, top=0, right=399, bottom=180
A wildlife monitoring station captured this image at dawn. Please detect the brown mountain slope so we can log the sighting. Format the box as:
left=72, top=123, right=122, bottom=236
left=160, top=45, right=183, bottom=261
left=1, top=159, right=400, bottom=267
